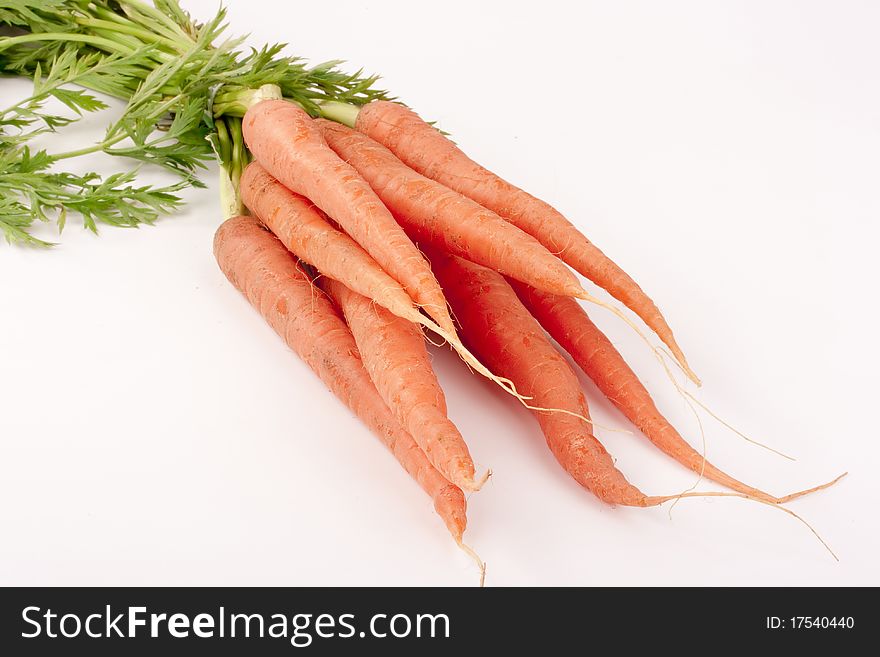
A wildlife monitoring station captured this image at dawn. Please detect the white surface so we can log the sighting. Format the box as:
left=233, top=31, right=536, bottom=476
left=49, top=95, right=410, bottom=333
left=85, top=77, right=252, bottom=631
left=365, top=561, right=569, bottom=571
left=1, top=0, right=878, bottom=586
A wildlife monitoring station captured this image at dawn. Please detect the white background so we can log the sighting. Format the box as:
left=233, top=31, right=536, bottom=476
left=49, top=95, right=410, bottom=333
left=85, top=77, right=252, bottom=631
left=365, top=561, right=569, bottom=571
left=1, top=0, right=878, bottom=586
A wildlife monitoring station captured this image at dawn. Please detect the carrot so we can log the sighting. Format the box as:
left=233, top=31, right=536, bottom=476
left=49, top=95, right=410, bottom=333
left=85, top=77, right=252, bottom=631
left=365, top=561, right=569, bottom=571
left=240, top=162, right=423, bottom=326
left=428, top=249, right=664, bottom=506
left=213, top=215, right=468, bottom=542
left=239, top=161, right=524, bottom=404
left=242, top=99, right=456, bottom=335
left=355, top=100, right=699, bottom=384
left=316, top=119, right=584, bottom=298
left=321, top=277, right=488, bottom=491
left=508, top=280, right=798, bottom=503
left=429, top=251, right=840, bottom=512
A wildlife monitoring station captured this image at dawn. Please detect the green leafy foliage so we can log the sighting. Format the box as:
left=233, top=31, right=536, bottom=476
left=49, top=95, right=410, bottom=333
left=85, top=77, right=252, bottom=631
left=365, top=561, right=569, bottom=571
left=0, top=162, right=189, bottom=245
left=0, top=1, right=71, bottom=30
left=0, top=0, right=394, bottom=246
left=0, top=41, right=202, bottom=244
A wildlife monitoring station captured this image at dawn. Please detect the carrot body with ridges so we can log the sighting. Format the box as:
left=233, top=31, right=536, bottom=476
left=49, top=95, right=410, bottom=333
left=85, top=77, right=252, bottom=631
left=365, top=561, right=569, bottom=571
left=317, top=119, right=584, bottom=298
left=322, top=278, right=484, bottom=491
left=242, top=99, right=455, bottom=334
left=239, top=162, right=527, bottom=404
left=214, top=215, right=466, bottom=540
left=509, top=280, right=782, bottom=503
left=429, top=250, right=660, bottom=507
left=356, top=100, right=696, bottom=381
left=240, top=162, right=423, bottom=326
left=431, top=254, right=838, bottom=509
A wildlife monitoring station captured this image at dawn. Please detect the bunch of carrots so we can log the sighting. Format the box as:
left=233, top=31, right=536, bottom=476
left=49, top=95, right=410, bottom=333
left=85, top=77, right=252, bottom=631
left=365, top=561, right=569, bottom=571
left=218, top=96, right=842, bottom=579
left=1, top=1, right=844, bottom=583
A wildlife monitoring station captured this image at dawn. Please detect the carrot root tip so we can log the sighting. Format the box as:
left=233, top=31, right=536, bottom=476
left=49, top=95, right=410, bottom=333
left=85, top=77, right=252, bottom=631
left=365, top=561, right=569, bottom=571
left=463, top=468, right=493, bottom=492
left=649, top=489, right=839, bottom=561
left=576, top=290, right=701, bottom=385
left=684, top=366, right=702, bottom=387
left=457, top=541, right=486, bottom=587
left=775, top=472, right=848, bottom=505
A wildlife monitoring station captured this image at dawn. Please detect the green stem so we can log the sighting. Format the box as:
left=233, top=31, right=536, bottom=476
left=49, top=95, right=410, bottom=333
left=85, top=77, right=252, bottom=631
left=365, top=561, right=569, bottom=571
left=118, top=0, right=194, bottom=43
left=88, top=26, right=143, bottom=52
left=215, top=117, right=232, bottom=165
left=50, top=134, right=127, bottom=162
left=0, top=32, right=136, bottom=56
left=317, top=100, right=361, bottom=128
left=91, top=4, right=144, bottom=25
left=229, top=117, right=245, bottom=216
left=229, top=117, right=244, bottom=187
left=90, top=3, right=188, bottom=46
left=208, top=102, right=242, bottom=118
left=75, top=17, right=184, bottom=53
left=212, top=84, right=283, bottom=117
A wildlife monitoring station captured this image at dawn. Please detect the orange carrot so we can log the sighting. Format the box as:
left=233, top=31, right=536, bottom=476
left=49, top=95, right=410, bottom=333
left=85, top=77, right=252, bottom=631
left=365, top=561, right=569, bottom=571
left=430, top=252, right=841, bottom=512
left=240, top=162, right=423, bottom=326
left=321, top=277, right=487, bottom=491
left=355, top=100, right=698, bottom=383
left=242, top=99, right=455, bottom=335
left=239, top=161, right=522, bottom=401
left=316, top=119, right=583, bottom=298
left=509, top=280, right=789, bottom=503
left=429, top=249, right=664, bottom=506
left=213, top=215, right=467, bottom=540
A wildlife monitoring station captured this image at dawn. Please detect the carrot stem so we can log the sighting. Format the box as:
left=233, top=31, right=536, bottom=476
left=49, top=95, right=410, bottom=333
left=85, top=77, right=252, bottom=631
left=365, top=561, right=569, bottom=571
left=318, top=100, right=360, bottom=127
left=0, top=32, right=136, bottom=56
left=215, top=84, right=283, bottom=117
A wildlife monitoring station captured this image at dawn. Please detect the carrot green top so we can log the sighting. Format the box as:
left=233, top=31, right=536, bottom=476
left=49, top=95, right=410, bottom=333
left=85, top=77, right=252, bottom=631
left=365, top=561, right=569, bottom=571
left=0, top=0, right=391, bottom=246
